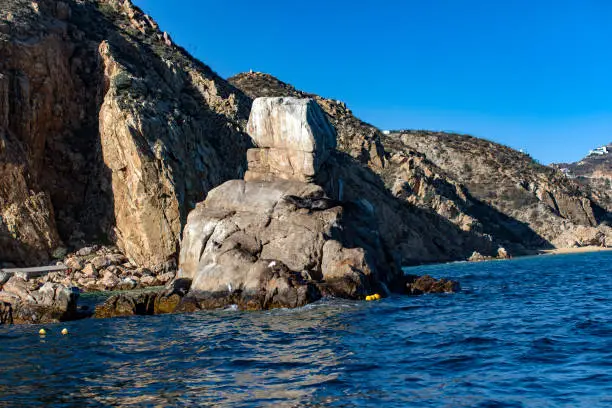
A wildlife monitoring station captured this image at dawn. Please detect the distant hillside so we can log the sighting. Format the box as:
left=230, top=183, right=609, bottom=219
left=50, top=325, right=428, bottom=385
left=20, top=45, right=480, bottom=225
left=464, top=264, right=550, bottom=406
left=553, top=144, right=612, bottom=211
left=230, top=73, right=612, bottom=251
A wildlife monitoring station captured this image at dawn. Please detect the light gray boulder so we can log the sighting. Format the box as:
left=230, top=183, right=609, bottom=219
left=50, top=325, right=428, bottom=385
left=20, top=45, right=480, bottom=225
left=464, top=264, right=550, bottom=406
left=245, top=97, right=337, bottom=182
left=247, top=97, right=336, bottom=153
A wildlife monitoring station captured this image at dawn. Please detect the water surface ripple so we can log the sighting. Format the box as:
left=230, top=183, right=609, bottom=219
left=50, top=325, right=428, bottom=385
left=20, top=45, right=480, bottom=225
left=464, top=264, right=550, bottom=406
left=1, top=252, right=611, bottom=407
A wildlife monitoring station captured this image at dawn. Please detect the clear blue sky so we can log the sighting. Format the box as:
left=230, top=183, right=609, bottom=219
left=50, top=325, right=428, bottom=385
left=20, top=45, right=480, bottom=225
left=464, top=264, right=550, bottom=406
left=134, top=0, right=612, bottom=164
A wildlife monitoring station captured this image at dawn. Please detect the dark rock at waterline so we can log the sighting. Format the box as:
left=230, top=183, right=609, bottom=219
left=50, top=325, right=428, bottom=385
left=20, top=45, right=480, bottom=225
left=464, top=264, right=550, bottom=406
left=0, top=302, right=13, bottom=325
left=402, top=274, right=461, bottom=295
left=94, top=278, right=192, bottom=319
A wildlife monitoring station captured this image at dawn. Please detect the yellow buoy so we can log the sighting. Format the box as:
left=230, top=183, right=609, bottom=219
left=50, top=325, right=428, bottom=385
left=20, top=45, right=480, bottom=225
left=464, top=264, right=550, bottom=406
left=373, top=293, right=381, bottom=300
left=39, top=328, right=46, bottom=336
left=61, top=328, right=69, bottom=335
left=365, top=295, right=372, bottom=301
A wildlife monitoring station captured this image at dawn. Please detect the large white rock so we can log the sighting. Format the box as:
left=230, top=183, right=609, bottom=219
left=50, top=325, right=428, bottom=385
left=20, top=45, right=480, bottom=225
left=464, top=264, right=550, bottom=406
left=247, top=97, right=337, bottom=153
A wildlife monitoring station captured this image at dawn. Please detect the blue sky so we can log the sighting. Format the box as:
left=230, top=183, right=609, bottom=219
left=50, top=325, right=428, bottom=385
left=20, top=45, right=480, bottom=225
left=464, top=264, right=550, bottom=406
left=134, top=0, right=612, bottom=164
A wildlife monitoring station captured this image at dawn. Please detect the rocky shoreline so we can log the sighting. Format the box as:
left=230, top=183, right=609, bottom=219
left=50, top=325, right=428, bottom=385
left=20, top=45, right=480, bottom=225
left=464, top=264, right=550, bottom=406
left=0, top=96, right=463, bottom=325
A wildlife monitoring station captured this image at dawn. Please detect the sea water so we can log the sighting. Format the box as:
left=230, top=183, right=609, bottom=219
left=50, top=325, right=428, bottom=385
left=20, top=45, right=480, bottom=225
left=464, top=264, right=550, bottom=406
left=1, top=252, right=611, bottom=407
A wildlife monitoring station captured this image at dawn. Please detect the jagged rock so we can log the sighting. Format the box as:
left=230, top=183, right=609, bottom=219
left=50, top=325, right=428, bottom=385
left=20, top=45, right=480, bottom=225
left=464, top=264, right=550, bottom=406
left=94, top=278, right=191, bottom=318
left=64, top=257, right=84, bottom=271
left=553, top=225, right=609, bottom=248
left=76, top=246, right=99, bottom=257
left=403, top=275, right=461, bottom=295
left=157, top=271, right=174, bottom=284
left=0, top=276, right=83, bottom=324
left=140, top=275, right=157, bottom=286
left=82, top=264, right=98, bottom=278
left=497, top=247, right=511, bottom=259
left=468, top=251, right=491, bottom=262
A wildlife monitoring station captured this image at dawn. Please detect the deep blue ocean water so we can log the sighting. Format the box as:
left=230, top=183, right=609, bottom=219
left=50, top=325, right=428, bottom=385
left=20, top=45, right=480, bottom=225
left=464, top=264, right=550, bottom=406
left=1, top=252, right=611, bottom=407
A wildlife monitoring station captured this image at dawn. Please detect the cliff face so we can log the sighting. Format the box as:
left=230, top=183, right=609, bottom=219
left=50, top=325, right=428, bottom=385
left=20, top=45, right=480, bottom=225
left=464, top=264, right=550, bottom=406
left=392, top=131, right=612, bottom=247
left=0, top=0, right=251, bottom=268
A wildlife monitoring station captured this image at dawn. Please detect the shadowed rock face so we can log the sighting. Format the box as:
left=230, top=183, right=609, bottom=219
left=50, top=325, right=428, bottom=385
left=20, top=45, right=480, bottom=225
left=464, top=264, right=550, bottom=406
left=0, top=0, right=252, bottom=268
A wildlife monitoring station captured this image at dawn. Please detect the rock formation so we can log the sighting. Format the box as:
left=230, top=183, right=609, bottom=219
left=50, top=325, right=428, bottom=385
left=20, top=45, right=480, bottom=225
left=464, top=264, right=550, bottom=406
left=176, top=97, right=397, bottom=310
left=0, top=0, right=251, bottom=270
left=229, top=72, right=385, bottom=168
left=26, top=245, right=176, bottom=292
left=394, top=130, right=612, bottom=249
left=244, top=97, right=337, bottom=182
left=0, top=276, right=83, bottom=324
left=95, top=99, right=461, bottom=317
left=4, top=0, right=610, bottom=307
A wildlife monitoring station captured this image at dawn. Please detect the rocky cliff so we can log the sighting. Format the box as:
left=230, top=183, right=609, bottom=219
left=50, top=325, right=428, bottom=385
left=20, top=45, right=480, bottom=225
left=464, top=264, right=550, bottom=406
left=392, top=131, right=612, bottom=248
left=553, top=145, right=612, bottom=213
left=0, top=0, right=251, bottom=268
left=2, top=0, right=609, bottom=278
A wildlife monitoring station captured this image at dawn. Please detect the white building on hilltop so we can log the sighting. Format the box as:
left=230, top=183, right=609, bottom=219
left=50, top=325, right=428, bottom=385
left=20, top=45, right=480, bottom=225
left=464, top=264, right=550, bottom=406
left=588, top=146, right=608, bottom=156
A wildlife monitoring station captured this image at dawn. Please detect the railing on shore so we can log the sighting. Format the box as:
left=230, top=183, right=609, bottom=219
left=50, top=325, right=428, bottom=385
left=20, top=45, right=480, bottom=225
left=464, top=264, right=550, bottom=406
left=0, top=265, right=68, bottom=279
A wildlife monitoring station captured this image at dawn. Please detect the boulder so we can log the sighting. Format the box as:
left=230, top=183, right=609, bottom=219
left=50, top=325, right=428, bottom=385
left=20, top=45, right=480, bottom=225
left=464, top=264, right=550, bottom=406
left=468, top=251, right=491, bottom=262
left=404, top=275, right=461, bottom=295
left=177, top=178, right=391, bottom=310
left=497, top=247, right=511, bottom=259
left=95, top=278, right=192, bottom=318
left=247, top=97, right=336, bottom=154
left=0, top=276, right=83, bottom=324
left=245, top=97, right=337, bottom=182
left=64, top=257, right=83, bottom=271
left=82, top=263, right=98, bottom=278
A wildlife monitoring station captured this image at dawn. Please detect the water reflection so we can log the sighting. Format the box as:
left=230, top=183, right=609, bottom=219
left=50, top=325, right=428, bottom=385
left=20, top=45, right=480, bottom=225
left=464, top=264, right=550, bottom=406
left=1, top=252, right=612, bottom=406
